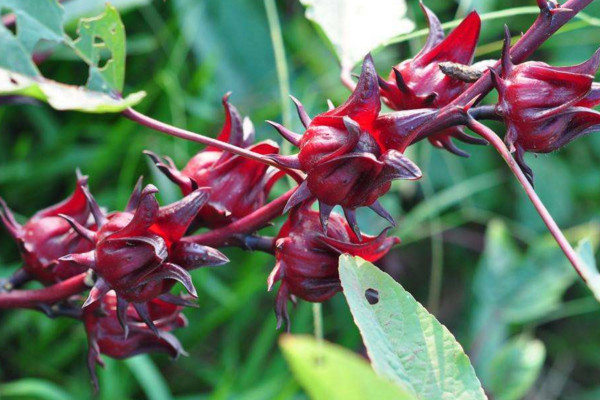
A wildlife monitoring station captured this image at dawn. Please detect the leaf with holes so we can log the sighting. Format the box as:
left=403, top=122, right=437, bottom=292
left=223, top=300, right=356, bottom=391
left=339, top=255, right=486, bottom=400
left=298, top=0, right=414, bottom=70
left=0, top=0, right=66, bottom=77
left=486, top=336, right=545, bottom=400
left=280, top=335, right=416, bottom=400
left=0, top=0, right=65, bottom=53
left=0, top=68, right=145, bottom=112
left=70, top=3, right=126, bottom=92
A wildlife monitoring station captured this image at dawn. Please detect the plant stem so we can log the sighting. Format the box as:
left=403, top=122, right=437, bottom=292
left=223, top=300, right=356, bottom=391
left=420, top=144, right=444, bottom=314
left=264, top=0, right=292, bottom=131
left=466, top=119, right=586, bottom=281
left=0, top=273, right=88, bottom=309
left=312, top=303, right=324, bottom=342
left=122, top=108, right=303, bottom=183
left=183, top=188, right=296, bottom=247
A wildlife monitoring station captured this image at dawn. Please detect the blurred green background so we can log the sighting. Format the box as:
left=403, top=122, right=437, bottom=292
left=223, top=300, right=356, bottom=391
left=2, top=0, right=600, bottom=398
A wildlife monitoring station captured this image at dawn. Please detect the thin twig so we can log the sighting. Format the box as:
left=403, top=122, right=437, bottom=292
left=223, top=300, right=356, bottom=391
left=466, top=118, right=586, bottom=281
left=0, top=273, right=89, bottom=309
left=122, top=107, right=304, bottom=183
left=183, top=187, right=296, bottom=247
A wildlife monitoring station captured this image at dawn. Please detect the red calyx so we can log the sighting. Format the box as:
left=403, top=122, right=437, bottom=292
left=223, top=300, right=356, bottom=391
left=268, top=203, right=400, bottom=330
left=0, top=172, right=94, bottom=284
left=492, top=27, right=600, bottom=183
left=145, top=94, right=283, bottom=228
left=267, top=54, right=422, bottom=232
left=61, top=179, right=228, bottom=322
left=84, top=293, right=187, bottom=391
left=378, top=3, right=486, bottom=157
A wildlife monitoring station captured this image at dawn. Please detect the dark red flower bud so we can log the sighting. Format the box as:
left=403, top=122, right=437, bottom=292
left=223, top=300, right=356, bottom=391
left=378, top=3, right=486, bottom=156
left=62, top=180, right=228, bottom=317
left=268, top=203, right=400, bottom=330
left=145, top=94, right=283, bottom=228
left=0, top=172, right=94, bottom=284
left=268, top=54, right=421, bottom=231
left=84, top=293, right=187, bottom=390
left=491, top=28, right=600, bottom=182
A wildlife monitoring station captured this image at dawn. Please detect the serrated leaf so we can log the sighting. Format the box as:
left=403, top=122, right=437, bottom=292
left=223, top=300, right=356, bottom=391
left=487, top=337, right=545, bottom=400
left=0, top=67, right=145, bottom=113
left=576, top=239, right=600, bottom=302
left=280, top=335, right=416, bottom=400
left=0, top=0, right=65, bottom=53
left=71, top=3, right=126, bottom=92
left=339, top=255, right=486, bottom=400
left=298, top=0, right=414, bottom=70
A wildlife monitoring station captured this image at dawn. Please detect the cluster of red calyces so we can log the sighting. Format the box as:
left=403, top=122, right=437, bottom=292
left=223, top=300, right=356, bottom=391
left=1, top=174, right=228, bottom=388
left=0, top=172, right=93, bottom=285
left=492, top=28, right=600, bottom=183
left=269, top=203, right=399, bottom=329
left=377, top=3, right=488, bottom=157
left=267, top=54, right=422, bottom=234
left=145, top=94, right=284, bottom=228
left=84, top=294, right=187, bottom=389
left=3, top=0, right=600, bottom=391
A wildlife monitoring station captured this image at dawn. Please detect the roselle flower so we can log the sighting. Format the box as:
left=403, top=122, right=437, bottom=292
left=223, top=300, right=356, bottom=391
left=378, top=3, right=487, bottom=157
left=0, top=172, right=93, bottom=284
left=267, top=54, right=421, bottom=232
left=61, top=179, right=228, bottom=322
left=84, top=293, right=187, bottom=390
left=145, top=94, right=283, bottom=228
left=491, top=29, right=600, bottom=182
left=268, top=203, right=400, bottom=330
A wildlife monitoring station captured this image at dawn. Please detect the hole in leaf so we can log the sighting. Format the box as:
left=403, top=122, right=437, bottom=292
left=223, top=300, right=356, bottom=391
left=365, top=288, right=379, bottom=305
left=312, top=355, right=325, bottom=366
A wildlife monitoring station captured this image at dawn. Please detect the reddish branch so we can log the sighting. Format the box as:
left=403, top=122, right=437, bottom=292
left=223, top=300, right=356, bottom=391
left=467, top=118, right=587, bottom=279
left=0, top=273, right=88, bottom=309
left=183, top=187, right=296, bottom=248
left=122, top=108, right=304, bottom=183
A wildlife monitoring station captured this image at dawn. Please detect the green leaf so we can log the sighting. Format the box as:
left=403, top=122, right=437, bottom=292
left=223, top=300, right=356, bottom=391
left=0, top=0, right=66, bottom=77
left=469, top=221, right=599, bottom=384
left=298, top=0, right=414, bottom=70
left=487, top=337, right=545, bottom=400
left=472, top=220, right=596, bottom=327
left=0, top=378, right=74, bottom=400
left=124, top=355, right=173, bottom=400
left=339, top=255, right=486, bottom=400
left=0, top=0, right=65, bottom=53
left=280, top=335, right=416, bottom=400
left=71, top=3, right=126, bottom=92
left=576, top=239, right=600, bottom=302
left=0, top=67, right=145, bottom=112
left=0, top=24, right=38, bottom=76
left=63, top=0, right=152, bottom=26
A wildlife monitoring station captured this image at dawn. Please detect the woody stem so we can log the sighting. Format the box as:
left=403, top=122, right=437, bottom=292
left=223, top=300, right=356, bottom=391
left=122, top=108, right=304, bottom=183
left=0, top=273, right=89, bottom=309
left=183, top=187, right=296, bottom=248
left=466, top=119, right=587, bottom=281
